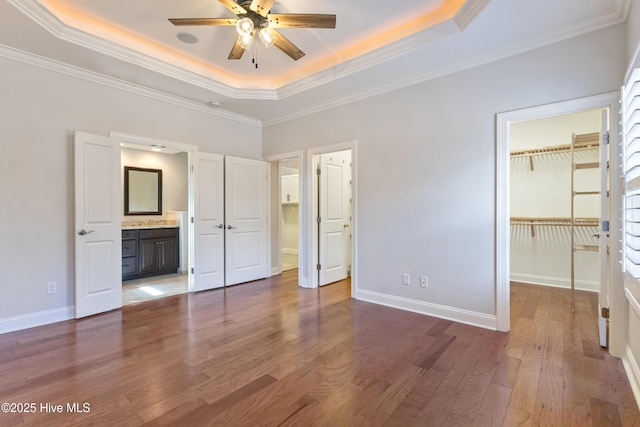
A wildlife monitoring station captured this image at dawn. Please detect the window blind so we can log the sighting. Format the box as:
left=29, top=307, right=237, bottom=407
left=623, top=69, right=640, bottom=280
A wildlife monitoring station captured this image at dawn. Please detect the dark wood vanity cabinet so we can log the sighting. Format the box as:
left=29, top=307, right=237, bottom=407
left=122, top=228, right=179, bottom=281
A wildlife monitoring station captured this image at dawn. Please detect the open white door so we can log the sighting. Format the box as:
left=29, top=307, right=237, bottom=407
left=318, top=150, right=351, bottom=286
left=192, top=152, right=225, bottom=291
left=74, top=132, right=122, bottom=318
left=225, top=156, right=268, bottom=286
left=598, top=110, right=610, bottom=347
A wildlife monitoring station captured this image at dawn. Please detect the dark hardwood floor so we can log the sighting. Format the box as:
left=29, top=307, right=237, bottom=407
left=0, top=273, right=638, bottom=426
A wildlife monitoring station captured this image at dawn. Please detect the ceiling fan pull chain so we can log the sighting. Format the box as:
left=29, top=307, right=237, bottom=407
left=254, top=41, right=259, bottom=69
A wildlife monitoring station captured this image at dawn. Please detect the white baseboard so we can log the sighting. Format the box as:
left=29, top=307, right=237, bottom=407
left=0, top=306, right=75, bottom=335
left=271, top=266, right=282, bottom=277
left=282, top=248, right=299, bottom=255
left=355, top=289, right=496, bottom=330
left=299, top=278, right=313, bottom=288
left=623, top=344, right=640, bottom=411
left=510, top=273, right=598, bottom=292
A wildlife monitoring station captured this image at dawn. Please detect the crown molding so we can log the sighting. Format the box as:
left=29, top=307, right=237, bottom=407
left=276, top=19, right=461, bottom=99
left=8, top=0, right=484, bottom=101
left=454, top=0, right=491, bottom=31
left=0, top=43, right=262, bottom=127
left=264, top=5, right=629, bottom=126
left=7, top=0, right=280, bottom=100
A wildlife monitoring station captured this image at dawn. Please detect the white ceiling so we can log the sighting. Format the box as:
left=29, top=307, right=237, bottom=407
left=0, top=0, right=631, bottom=125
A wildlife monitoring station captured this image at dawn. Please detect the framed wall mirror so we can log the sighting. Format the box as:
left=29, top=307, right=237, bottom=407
left=124, top=166, right=163, bottom=215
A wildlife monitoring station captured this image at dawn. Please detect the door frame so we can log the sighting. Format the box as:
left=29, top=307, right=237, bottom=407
left=308, top=141, right=357, bottom=296
left=264, top=151, right=304, bottom=286
left=109, top=131, right=198, bottom=291
left=495, top=93, right=624, bottom=355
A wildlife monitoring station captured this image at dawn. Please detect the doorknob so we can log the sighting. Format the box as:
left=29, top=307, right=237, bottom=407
left=592, top=233, right=601, bottom=238
left=217, top=224, right=225, bottom=229
left=226, top=225, right=237, bottom=230
left=77, top=229, right=94, bottom=236
left=343, top=224, right=350, bottom=228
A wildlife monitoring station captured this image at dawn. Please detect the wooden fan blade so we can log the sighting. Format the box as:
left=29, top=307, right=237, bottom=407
left=249, top=0, right=275, bottom=17
left=267, top=14, right=336, bottom=29
left=218, top=0, right=247, bottom=15
left=271, top=29, right=305, bottom=61
left=228, top=34, right=247, bottom=60
left=169, top=18, right=236, bottom=26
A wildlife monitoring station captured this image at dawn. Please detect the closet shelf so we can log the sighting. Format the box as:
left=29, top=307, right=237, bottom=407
left=510, top=132, right=599, bottom=171
left=510, top=217, right=599, bottom=237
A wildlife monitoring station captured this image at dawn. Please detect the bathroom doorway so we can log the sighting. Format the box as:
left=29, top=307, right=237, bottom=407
left=115, top=133, right=192, bottom=305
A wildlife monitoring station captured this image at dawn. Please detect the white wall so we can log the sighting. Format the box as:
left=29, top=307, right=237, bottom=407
left=263, top=25, right=625, bottom=324
left=510, top=110, right=603, bottom=290
left=0, top=54, right=261, bottom=327
left=121, top=149, right=188, bottom=220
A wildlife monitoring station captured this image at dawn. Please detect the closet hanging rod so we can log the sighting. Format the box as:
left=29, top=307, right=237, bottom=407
left=510, top=217, right=599, bottom=237
left=510, top=138, right=599, bottom=158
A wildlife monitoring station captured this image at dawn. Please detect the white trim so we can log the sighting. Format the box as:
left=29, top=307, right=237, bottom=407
left=264, top=8, right=629, bottom=127
left=511, top=274, right=598, bottom=292
left=496, top=92, right=624, bottom=353
left=8, top=0, right=481, bottom=99
left=271, top=266, right=282, bottom=276
left=307, top=141, right=357, bottom=298
left=356, top=289, right=497, bottom=331
left=454, top=0, right=491, bottom=31
left=5, top=0, right=630, bottom=128
left=627, top=287, right=640, bottom=318
left=0, top=306, right=75, bottom=335
left=623, top=344, right=640, bottom=411
left=0, top=44, right=261, bottom=127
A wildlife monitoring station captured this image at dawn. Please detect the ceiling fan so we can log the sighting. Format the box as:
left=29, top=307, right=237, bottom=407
left=169, top=0, right=336, bottom=62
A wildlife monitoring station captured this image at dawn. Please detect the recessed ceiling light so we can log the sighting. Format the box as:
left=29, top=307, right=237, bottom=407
left=151, top=148, right=162, bottom=152
left=208, top=101, right=222, bottom=107
left=176, top=32, right=198, bottom=44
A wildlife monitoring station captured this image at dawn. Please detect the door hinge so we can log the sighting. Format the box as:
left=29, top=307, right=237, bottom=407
left=191, top=217, right=194, bottom=224
left=317, top=264, right=321, bottom=271
left=602, top=220, right=609, bottom=232
left=191, top=267, right=195, bottom=274
left=601, top=307, right=610, bottom=319
left=191, top=165, right=194, bottom=172
left=317, top=168, right=321, bottom=176
left=316, top=216, right=321, bottom=224
left=603, top=132, right=610, bottom=145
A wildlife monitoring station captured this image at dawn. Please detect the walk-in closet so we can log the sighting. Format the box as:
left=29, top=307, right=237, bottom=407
left=510, top=109, right=606, bottom=294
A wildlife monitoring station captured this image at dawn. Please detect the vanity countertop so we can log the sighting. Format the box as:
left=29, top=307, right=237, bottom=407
left=122, top=220, right=179, bottom=230
left=122, top=225, right=179, bottom=230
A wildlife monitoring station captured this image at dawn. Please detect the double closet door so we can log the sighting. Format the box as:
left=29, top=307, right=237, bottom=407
left=193, top=154, right=269, bottom=292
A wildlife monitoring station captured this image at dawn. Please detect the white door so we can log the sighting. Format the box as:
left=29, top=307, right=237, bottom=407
left=74, top=132, right=122, bottom=318
left=192, top=152, right=225, bottom=291
left=318, top=150, right=351, bottom=286
left=225, top=156, right=269, bottom=286
left=598, top=110, right=610, bottom=347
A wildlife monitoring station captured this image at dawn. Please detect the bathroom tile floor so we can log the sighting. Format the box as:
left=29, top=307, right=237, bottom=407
left=122, top=273, right=188, bottom=305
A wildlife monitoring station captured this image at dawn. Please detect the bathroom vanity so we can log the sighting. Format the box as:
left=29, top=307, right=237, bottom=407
left=122, top=227, right=179, bottom=281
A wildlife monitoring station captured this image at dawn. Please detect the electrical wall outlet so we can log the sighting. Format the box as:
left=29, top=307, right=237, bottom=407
left=402, top=274, right=410, bottom=285
left=47, top=282, right=57, bottom=294
left=420, top=276, right=428, bottom=288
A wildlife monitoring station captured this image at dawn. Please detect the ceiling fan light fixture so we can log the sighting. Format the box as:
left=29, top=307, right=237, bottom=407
left=239, top=32, right=253, bottom=49
left=236, top=17, right=254, bottom=36
left=258, top=27, right=274, bottom=48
